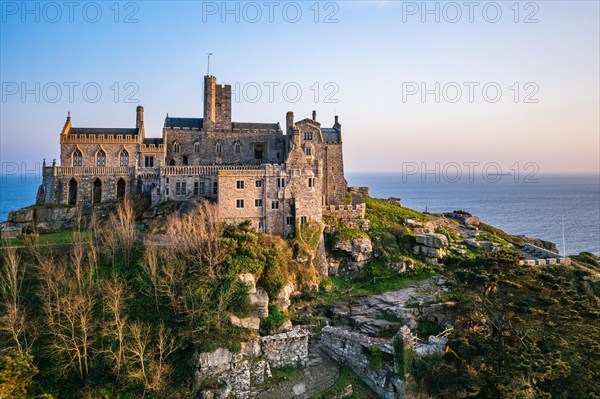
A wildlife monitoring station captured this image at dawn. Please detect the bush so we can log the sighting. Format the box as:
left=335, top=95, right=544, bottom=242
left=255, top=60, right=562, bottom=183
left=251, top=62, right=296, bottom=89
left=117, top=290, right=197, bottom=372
left=263, top=305, right=289, bottom=330
left=368, top=346, right=383, bottom=371
left=417, top=318, right=443, bottom=340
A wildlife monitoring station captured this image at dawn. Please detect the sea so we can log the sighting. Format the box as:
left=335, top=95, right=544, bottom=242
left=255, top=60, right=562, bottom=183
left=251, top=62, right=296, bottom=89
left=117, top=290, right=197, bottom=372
left=1, top=173, right=599, bottom=256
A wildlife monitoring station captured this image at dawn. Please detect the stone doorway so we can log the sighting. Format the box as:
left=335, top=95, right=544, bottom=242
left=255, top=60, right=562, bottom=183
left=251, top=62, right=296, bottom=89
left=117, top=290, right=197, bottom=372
left=68, top=178, right=78, bottom=205
left=116, top=178, right=126, bottom=199
left=92, top=178, right=102, bottom=204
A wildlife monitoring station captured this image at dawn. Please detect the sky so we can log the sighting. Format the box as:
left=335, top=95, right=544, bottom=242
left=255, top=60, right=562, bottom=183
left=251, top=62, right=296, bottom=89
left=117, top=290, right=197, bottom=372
left=1, top=0, right=599, bottom=175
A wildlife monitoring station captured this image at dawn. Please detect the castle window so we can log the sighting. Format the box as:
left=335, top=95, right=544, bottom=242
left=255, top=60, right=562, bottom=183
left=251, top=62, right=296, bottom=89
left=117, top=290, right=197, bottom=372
left=308, top=177, right=315, bottom=188
left=216, top=142, right=222, bottom=154
left=255, top=179, right=263, bottom=188
left=175, top=182, right=181, bottom=195
left=145, top=156, right=154, bottom=167
left=199, top=181, right=205, bottom=195
left=305, top=147, right=313, bottom=156
left=72, top=149, right=83, bottom=167
left=213, top=181, right=218, bottom=195
left=234, top=142, right=241, bottom=154
left=193, top=181, right=199, bottom=195
left=194, top=142, right=200, bottom=154
left=175, top=181, right=186, bottom=196
left=173, top=142, right=180, bottom=153
left=300, top=216, right=308, bottom=225
left=236, top=180, right=245, bottom=190
left=277, top=178, right=285, bottom=188
left=183, top=155, right=189, bottom=165
left=169, top=159, right=176, bottom=166
left=96, top=149, right=106, bottom=167
left=255, top=198, right=263, bottom=207
left=166, top=187, right=169, bottom=196
left=68, top=178, right=78, bottom=205
left=119, top=150, right=129, bottom=166
left=286, top=216, right=294, bottom=225
left=117, top=178, right=126, bottom=199
left=304, top=132, right=313, bottom=140
left=236, top=199, right=245, bottom=208
left=92, top=178, right=102, bottom=204
left=271, top=200, right=279, bottom=210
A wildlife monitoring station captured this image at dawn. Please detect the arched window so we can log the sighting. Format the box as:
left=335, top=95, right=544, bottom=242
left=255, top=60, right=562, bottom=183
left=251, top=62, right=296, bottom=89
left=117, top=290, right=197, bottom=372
left=96, top=149, right=106, bottom=167
left=119, top=150, right=129, bottom=166
left=182, top=155, right=189, bottom=165
left=194, top=142, right=200, bottom=154
left=173, top=142, right=180, bottom=153
left=116, top=178, right=126, bottom=199
left=92, top=178, right=102, bottom=204
left=169, top=159, right=176, bottom=166
left=216, top=142, right=222, bottom=154
left=68, top=178, right=78, bottom=205
left=72, top=149, right=83, bottom=166
left=234, top=142, right=241, bottom=154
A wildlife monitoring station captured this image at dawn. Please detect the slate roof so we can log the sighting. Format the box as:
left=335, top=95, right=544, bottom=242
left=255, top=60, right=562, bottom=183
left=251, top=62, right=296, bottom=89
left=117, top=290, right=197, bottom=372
left=321, top=128, right=340, bottom=142
left=143, top=138, right=164, bottom=145
left=232, top=122, right=280, bottom=130
left=165, top=117, right=204, bottom=129
left=69, top=127, right=138, bottom=136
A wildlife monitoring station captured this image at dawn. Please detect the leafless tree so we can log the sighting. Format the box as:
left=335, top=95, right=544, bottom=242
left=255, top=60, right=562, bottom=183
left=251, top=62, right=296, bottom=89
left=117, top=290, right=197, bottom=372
left=101, top=276, right=129, bottom=381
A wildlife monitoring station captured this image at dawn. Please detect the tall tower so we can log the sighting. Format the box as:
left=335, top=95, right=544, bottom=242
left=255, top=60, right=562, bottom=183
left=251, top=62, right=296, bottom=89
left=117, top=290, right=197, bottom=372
left=203, top=75, right=232, bottom=130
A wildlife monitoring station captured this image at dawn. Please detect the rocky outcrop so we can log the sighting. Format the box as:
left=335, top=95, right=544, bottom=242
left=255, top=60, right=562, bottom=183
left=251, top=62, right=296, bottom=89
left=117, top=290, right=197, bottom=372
left=274, top=282, right=296, bottom=311
left=195, top=328, right=310, bottom=399
left=321, top=326, right=404, bottom=399
left=332, top=235, right=373, bottom=276
left=413, top=233, right=448, bottom=265
left=229, top=315, right=261, bottom=331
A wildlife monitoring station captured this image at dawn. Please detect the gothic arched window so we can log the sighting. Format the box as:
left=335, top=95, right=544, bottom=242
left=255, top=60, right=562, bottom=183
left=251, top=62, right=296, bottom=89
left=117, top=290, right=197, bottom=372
left=173, top=142, right=181, bottom=153
left=96, top=149, right=106, bottom=167
left=194, top=142, right=200, bottom=154
left=72, top=149, right=83, bottom=166
left=216, top=142, right=222, bottom=154
left=234, top=142, right=241, bottom=154
left=119, top=150, right=129, bottom=166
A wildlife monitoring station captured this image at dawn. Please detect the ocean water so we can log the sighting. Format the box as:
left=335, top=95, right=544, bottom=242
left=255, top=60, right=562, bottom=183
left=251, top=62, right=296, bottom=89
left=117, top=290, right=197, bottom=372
left=1, top=173, right=599, bottom=256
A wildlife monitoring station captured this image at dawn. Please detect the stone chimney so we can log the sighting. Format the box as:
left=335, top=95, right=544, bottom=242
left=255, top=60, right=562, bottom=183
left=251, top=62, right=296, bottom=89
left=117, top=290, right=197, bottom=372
left=312, top=110, right=317, bottom=121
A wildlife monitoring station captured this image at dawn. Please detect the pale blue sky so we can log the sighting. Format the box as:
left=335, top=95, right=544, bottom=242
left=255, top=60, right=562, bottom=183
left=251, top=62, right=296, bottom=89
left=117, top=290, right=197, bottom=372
left=1, top=0, right=598, bottom=173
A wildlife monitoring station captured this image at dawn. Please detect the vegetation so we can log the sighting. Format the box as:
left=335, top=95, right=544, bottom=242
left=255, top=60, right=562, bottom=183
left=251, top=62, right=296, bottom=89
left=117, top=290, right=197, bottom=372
left=367, top=346, right=383, bottom=371
left=312, top=365, right=378, bottom=399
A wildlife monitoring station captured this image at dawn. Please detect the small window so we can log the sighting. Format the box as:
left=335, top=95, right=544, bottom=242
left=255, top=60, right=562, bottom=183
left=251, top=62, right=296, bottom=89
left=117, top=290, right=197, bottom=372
left=183, top=155, right=189, bottom=165
left=213, top=181, right=218, bottom=195
left=175, top=182, right=181, bottom=196
left=119, top=150, right=129, bottom=166
left=72, top=149, right=83, bottom=166
left=305, top=147, right=312, bottom=156
left=145, top=156, right=154, bottom=167
left=194, top=142, right=200, bottom=154
left=308, top=177, right=315, bottom=188
left=258, top=221, right=264, bottom=230
left=96, top=149, right=106, bottom=166
left=236, top=180, right=245, bottom=190
left=300, top=216, right=308, bottom=224
left=182, top=181, right=187, bottom=195
left=199, top=181, right=205, bottom=195
left=286, top=216, right=294, bottom=225
left=173, top=142, right=180, bottom=153
left=277, top=177, right=286, bottom=188
left=304, top=132, right=313, bottom=140
left=271, top=200, right=279, bottom=210
left=166, top=187, right=169, bottom=196
left=216, top=142, right=222, bottom=154
left=236, top=199, right=245, bottom=208
left=194, top=181, right=199, bottom=195
left=255, top=179, right=263, bottom=188
left=234, top=142, right=241, bottom=154
left=255, top=198, right=263, bottom=207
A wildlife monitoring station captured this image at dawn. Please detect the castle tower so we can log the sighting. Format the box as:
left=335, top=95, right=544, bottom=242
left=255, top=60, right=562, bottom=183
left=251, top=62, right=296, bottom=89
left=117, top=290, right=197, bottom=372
left=203, top=75, right=232, bottom=130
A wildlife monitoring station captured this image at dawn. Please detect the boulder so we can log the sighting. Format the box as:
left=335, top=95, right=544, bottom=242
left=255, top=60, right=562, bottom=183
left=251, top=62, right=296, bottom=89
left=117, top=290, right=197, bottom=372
left=229, top=315, right=260, bottom=331
left=274, top=282, right=296, bottom=310
left=415, top=233, right=448, bottom=249
left=249, top=288, right=269, bottom=319
left=9, top=208, right=34, bottom=223
left=334, top=236, right=373, bottom=262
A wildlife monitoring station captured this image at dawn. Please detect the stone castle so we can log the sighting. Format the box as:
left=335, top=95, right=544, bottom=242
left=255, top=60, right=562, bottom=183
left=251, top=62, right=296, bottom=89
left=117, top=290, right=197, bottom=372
left=38, top=75, right=348, bottom=235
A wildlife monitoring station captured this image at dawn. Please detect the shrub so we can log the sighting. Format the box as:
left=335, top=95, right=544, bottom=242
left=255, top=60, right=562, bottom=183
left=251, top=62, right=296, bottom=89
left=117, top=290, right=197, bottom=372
left=368, top=345, right=383, bottom=371
left=263, top=305, right=289, bottom=330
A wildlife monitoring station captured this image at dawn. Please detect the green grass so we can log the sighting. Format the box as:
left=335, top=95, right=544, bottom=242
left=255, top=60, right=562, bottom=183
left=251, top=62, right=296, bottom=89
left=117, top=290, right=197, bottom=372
left=0, top=229, right=92, bottom=247
left=312, top=365, right=378, bottom=399
left=365, top=197, right=429, bottom=232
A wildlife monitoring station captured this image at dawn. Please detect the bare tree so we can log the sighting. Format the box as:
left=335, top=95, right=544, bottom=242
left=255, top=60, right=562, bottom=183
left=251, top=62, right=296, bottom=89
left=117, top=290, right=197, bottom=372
left=0, top=245, right=31, bottom=354
left=139, top=242, right=161, bottom=312
left=101, top=276, right=129, bottom=381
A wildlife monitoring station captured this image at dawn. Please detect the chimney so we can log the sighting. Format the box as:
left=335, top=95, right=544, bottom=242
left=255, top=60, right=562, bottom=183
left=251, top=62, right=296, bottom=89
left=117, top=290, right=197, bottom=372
left=335, top=115, right=339, bottom=125
left=286, top=111, right=294, bottom=135
left=312, top=110, right=317, bottom=121
left=136, top=105, right=144, bottom=128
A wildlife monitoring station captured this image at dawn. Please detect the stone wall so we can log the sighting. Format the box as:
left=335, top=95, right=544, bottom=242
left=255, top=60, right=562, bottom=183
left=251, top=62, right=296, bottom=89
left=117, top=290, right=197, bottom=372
left=261, top=328, right=309, bottom=369
left=320, top=326, right=404, bottom=399
left=322, top=203, right=368, bottom=230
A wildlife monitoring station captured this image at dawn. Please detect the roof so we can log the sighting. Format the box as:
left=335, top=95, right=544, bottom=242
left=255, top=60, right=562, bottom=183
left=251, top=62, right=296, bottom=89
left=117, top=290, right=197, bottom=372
left=143, top=138, right=164, bottom=145
left=165, top=117, right=204, bottom=129
left=321, top=128, right=340, bottom=142
left=69, top=127, right=138, bottom=136
left=232, top=122, right=280, bottom=130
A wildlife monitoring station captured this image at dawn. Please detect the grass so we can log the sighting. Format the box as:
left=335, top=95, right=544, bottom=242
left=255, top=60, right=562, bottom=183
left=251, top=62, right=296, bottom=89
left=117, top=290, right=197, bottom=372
left=365, top=197, right=429, bottom=232
left=312, top=365, right=378, bottom=399
left=0, top=229, right=92, bottom=247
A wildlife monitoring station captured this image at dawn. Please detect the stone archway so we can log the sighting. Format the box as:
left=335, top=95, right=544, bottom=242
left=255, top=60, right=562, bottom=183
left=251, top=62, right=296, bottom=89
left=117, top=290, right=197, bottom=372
left=92, top=178, right=102, bottom=204
left=68, top=178, right=78, bottom=205
left=116, top=178, right=126, bottom=199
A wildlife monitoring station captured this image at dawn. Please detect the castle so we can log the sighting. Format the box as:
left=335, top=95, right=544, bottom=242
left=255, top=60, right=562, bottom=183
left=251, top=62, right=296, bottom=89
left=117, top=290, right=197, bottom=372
left=38, top=75, right=348, bottom=235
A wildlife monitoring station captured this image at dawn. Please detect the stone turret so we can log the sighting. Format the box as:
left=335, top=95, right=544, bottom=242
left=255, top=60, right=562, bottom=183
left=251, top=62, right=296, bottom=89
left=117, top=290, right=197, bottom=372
left=60, top=112, right=71, bottom=136
left=136, top=105, right=145, bottom=136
